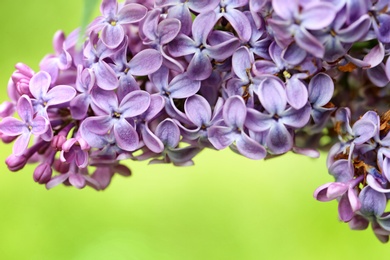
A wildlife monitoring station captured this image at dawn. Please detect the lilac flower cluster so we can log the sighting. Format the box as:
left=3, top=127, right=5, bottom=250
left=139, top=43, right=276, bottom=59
left=2, top=0, right=390, bottom=242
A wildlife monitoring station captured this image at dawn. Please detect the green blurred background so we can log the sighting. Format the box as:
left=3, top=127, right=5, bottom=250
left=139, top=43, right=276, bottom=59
left=0, top=1, right=389, bottom=259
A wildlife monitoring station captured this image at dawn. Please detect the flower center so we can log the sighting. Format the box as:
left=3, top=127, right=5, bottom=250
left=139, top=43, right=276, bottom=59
left=110, top=20, right=117, bottom=26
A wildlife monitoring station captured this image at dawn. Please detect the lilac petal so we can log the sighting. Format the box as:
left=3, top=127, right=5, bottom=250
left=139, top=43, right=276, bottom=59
left=308, top=73, right=334, bottom=107
left=378, top=214, right=390, bottom=232
left=188, top=0, right=220, bottom=12
left=286, top=77, right=308, bottom=109
left=192, top=11, right=216, bottom=44
left=158, top=18, right=181, bottom=45
left=326, top=182, right=348, bottom=200
left=367, top=64, right=389, bottom=87
left=69, top=174, right=86, bottom=189
left=118, top=3, right=147, bottom=24
left=366, top=175, right=390, bottom=193
left=252, top=60, right=280, bottom=75
left=329, top=159, right=353, bottom=182
left=338, top=193, right=354, bottom=222
left=348, top=188, right=361, bottom=212
left=272, top=0, right=297, bottom=20
left=101, top=24, right=124, bottom=49
left=17, top=95, right=33, bottom=123
left=114, top=119, right=139, bottom=151
left=94, top=61, right=119, bottom=90
left=46, top=85, right=76, bottom=106
left=352, top=120, right=376, bottom=145
left=359, top=186, right=387, bottom=216
left=207, top=38, right=241, bottom=60
left=141, top=124, right=164, bottom=153
left=128, top=49, right=163, bottom=76
left=349, top=215, right=369, bottom=230
left=245, top=109, right=273, bottom=132
left=266, top=122, right=293, bottom=154
left=91, top=87, right=118, bottom=114
left=70, top=94, right=90, bottom=120
left=29, top=71, right=51, bottom=100
left=0, top=117, right=25, bottom=136
left=257, top=77, right=287, bottom=115
left=31, top=116, right=49, bottom=135
left=100, top=0, right=117, bottom=17
left=294, top=28, right=324, bottom=58
left=292, top=147, right=320, bottom=158
left=168, top=34, right=197, bottom=57
left=223, top=96, right=246, bottom=128
left=82, top=116, right=113, bottom=135
left=208, top=126, right=235, bottom=149
left=185, top=95, right=211, bottom=127
left=46, top=173, right=69, bottom=190
left=301, top=3, right=336, bottom=30
left=75, top=151, right=89, bottom=169
left=142, top=9, right=159, bottom=41
left=374, top=13, right=390, bottom=43
left=223, top=8, right=251, bottom=41
left=168, top=146, right=202, bottom=164
left=120, top=90, right=151, bottom=118
left=383, top=157, right=390, bottom=183
left=155, top=119, right=180, bottom=148
left=338, top=15, right=371, bottom=43
left=281, top=103, right=311, bottom=128
left=363, top=43, right=385, bottom=68
left=167, top=4, right=192, bottom=36
left=187, top=51, right=212, bottom=81
left=169, top=74, right=201, bottom=99
left=232, top=46, right=252, bottom=80
left=282, top=43, right=307, bottom=65
left=13, top=132, right=31, bottom=156
left=144, top=94, right=165, bottom=121
left=314, top=183, right=333, bottom=201
left=236, top=132, right=266, bottom=160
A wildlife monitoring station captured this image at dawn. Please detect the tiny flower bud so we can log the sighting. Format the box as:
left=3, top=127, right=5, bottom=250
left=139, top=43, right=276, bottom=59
left=51, top=135, right=67, bottom=150
left=6, top=154, right=28, bottom=171
left=33, top=163, right=53, bottom=184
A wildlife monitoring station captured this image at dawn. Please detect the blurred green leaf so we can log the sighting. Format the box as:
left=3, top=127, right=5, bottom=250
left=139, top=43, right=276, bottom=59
left=78, top=0, right=99, bottom=46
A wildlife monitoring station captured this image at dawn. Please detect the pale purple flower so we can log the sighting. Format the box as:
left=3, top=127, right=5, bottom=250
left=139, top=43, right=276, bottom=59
left=268, top=0, right=337, bottom=57
left=208, top=95, right=267, bottom=160
left=80, top=87, right=150, bottom=151
left=245, top=76, right=311, bottom=154
left=0, top=95, right=48, bottom=156
left=89, top=0, right=148, bottom=48
left=168, top=11, right=240, bottom=80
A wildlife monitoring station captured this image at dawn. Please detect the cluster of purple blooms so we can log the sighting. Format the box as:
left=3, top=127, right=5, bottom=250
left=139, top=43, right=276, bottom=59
left=2, top=0, right=390, bottom=242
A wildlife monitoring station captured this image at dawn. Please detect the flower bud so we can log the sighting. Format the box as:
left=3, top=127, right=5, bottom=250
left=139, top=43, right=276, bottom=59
left=33, top=163, right=53, bottom=184
left=6, top=154, right=27, bottom=171
left=51, top=135, right=67, bottom=150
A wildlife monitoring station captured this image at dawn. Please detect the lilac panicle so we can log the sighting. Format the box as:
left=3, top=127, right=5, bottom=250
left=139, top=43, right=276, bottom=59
left=4, top=0, right=390, bottom=243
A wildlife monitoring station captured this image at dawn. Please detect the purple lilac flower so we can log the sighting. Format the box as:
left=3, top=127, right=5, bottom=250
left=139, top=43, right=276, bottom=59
left=208, top=95, right=266, bottom=160
left=0, top=95, right=48, bottom=156
left=80, top=87, right=150, bottom=151
left=245, top=76, right=311, bottom=154
left=89, top=0, right=148, bottom=48
left=268, top=0, right=337, bottom=57
left=168, top=11, right=240, bottom=80
left=5, top=0, right=390, bottom=243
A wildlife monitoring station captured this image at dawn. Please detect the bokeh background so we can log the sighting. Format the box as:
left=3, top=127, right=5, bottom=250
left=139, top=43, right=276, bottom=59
left=0, top=1, right=389, bottom=259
